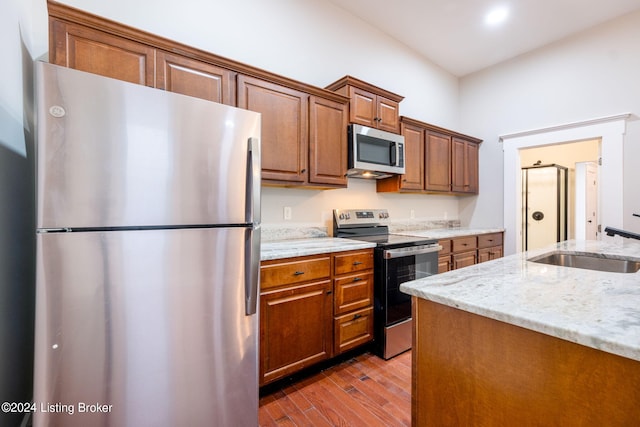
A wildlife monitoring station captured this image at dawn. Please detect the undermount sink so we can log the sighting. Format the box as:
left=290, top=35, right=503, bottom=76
left=528, top=251, right=640, bottom=273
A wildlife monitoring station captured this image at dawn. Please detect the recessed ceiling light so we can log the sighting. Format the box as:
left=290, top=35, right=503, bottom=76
left=485, top=7, right=509, bottom=26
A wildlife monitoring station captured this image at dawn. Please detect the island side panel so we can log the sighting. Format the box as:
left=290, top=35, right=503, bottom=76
left=412, top=297, right=640, bottom=427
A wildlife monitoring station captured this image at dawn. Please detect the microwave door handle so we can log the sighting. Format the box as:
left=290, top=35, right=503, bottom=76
left=390, top=142, right=397, bottom=165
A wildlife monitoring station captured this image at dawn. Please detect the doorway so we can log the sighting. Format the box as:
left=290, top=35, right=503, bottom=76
left=500, top=114, right=628, bottom=255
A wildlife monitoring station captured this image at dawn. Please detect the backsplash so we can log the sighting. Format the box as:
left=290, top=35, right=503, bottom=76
left=262, top=225, right=329, bottom=242
left=388, top=219, right=461, bottom=232
left=261, top=219, right=461, bottom=242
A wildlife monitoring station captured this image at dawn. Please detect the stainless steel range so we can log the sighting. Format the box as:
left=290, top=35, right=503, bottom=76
left=333, top=209, right=441, bottom=359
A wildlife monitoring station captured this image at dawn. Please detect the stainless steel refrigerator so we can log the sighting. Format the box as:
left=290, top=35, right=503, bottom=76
left=33, top=62, right=261, bottom=427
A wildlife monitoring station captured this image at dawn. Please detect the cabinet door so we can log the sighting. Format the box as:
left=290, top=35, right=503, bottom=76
left=349, top=86, right=377, bottom=128
left=237, top=75, right=308, bottom=183
left=452, top=138, right=479, bottom=194
left=425, top=131, right=452, bottom=192
left=452, top=251, right=477, bottom=270
left=50, top=20, right=155, bottom=86
left=308, top=96, right=348, bottom=186
left=438, top=255, right=452, bottom=273
left=156, top=51, right=235, bottom=105
left=377, top=96, right=400, bottom=133
left=260, top=280, right=333, bottom=386
left=399, top=122, right=425, bottom=190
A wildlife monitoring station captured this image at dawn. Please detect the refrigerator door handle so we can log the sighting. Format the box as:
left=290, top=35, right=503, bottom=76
left=245, top=226, right=261, bottom=315
left=246, top=137, right=261, bottom=224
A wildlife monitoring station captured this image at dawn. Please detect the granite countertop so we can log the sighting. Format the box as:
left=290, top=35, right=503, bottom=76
left=393, top=227, right=505, bottom=239
left=400, top=239, right=640, bottom=362
left=260, top=237, right=376, bottom=261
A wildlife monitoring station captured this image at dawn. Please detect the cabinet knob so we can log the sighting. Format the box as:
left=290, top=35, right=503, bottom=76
left=326, top=290, right=333, bottom=295
left=353, top=314, right=362, bottom=320
left=300, top=168, right=306, bottom=174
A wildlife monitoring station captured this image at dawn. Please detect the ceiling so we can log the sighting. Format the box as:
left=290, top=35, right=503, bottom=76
left=326, top=0, right=640, bottom=76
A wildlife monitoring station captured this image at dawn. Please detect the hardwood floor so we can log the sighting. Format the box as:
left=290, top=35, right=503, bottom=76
left=259, top=351, right=412, bottom=426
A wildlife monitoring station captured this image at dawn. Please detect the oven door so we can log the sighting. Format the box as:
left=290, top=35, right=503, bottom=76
left=382, top=244, right=440, bottom=325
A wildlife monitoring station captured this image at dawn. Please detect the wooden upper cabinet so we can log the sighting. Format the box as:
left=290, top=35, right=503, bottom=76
left=398, top=121, right=425, bottom=190
left=237, top=75, right=309, bottom=183
left=425, top=131, right=453, bottom=192
left=49, top=19, right=155, bottom=86
left=308, top=96, right=348, bottom=186
left=376, top=96, right=401, bottom=133
left=155, top=51, right=236, bottom=105
left=452, top=137, right=479, bottom=194
left=377, top=116, right=481, bottom=195
left=325, top=76, right=403, bottom=134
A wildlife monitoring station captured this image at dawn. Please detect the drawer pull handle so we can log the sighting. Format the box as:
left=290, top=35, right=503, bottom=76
left=293, top=271, right=305, bottom=276
left=353, top=277, right=362, bottom=282
left=488, top=239, right=493, bottom=242
left=326, top=290, right=333, bottom=295
left=353, top=261, right=363, bottom=266
left=353, top=314, right=362, bottom=320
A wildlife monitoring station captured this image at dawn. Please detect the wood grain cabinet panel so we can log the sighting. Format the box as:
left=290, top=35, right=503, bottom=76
left=452, top=137, right=479, bottom=194
left=155, top=51, right=235, bottom=105
left=260, top=279, right=333, bottom=386
left=334, top=272, right=373, bottom=316
left=425, top=131, right=453, bottom=192
left=398, top=121, right=425, bottom=190
left=326, top=76, right=403, bottom=133
left=237, top=75, right=309, bottom=183
left=334, top=307, right=374, bottom=355
left=377, top=116, right=481, bottom=195
left=260, top=255, right=330, bottom=290
left=50, top=19, right=155, bottom=86
left=334, top=250, right=374, bottom=275
left=308, top=96, right=348, bottom=186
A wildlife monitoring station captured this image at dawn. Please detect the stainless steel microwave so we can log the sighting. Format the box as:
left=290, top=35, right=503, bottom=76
left=347, top=124, right=405, bottom=179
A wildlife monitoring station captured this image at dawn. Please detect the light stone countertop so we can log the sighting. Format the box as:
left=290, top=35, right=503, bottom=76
left=393, top=227, right=505, bottom=239
left=260, top=237, right=376, bottom=261
left=400, top=239, right=640, bottom=362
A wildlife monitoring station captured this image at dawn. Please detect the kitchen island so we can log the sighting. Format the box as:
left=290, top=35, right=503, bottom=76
left=400, top=239, right=640, bottom=426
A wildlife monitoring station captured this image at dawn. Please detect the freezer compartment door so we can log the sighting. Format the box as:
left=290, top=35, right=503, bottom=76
left=36, top=62, right=261, bottom=229
left=33, top=227, right=258, bottom=427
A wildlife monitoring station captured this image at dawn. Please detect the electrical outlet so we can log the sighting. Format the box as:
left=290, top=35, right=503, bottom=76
left=410, top=209, right=415, bottom=219
left=283, top=206, right=292, bottom=220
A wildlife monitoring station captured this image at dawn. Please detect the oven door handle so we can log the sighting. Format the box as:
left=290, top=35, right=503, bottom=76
left=383, top=244, right=442, bottom=259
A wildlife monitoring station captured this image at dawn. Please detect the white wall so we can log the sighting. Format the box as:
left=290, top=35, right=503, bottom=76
left=0, top=0, right=44, bottom=424
left=460, top=10, right=640, bottom=235
left=48, top=0, right=463, bottom=226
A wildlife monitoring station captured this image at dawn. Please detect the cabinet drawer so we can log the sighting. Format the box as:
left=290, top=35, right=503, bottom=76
left=438, top=239, right=452, bottom=256
left=334, top=307, right=374, bottom=355
left=260, top=256, right=331, bottom=290
left=334, top=250, right=374, bottom=275
left=452, top=236, right=477, bottom=253
left=477, top=232, right=503, bottom=249
left=334, top=272, right=373, bottom=315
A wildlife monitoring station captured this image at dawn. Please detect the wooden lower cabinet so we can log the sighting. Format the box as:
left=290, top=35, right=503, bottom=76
left=438, top=232, right=504, bottom=272
left=260, top=249, right=374, bottom=386
left=260, top=279, right=333, bottom=386
left=413, top=298, right=640, bottom=426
